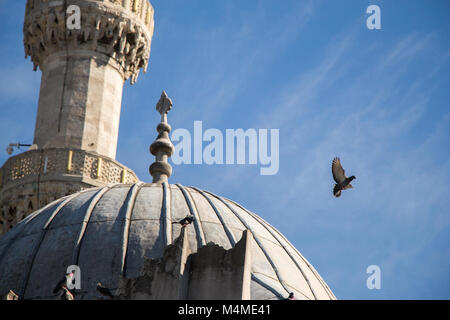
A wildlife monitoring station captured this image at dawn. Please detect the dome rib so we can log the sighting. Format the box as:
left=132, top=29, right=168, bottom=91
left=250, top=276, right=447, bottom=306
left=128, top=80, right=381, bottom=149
left=245, top=209, right=336, bottom=300
left=202, top=190, right=293, bottom=297
left=120, top=182, right=144, bottom=277
left=189, top=187, right=293, bottom=300
left=0, top=196, right=59, bottom=264
left=235, top=204, right=318, bottom=299
left=161, top=182, right=172, bottom=246
left=20, top=190, right=90, bottom=297
left=250, top=274, right=285, bottom=299
left=71, top=185, right=116, bottom=266
left=175, top=184, right=206, bottom=247
left=223, top=195, right=335, bottom=299
left=190, top=187, right=237, bottom=247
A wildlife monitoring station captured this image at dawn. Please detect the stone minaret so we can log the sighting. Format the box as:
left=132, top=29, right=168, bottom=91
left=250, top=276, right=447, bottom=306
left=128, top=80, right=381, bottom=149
left=26, top=0, right=154, bottom=158
left=0, top=0, right=154, bottom=235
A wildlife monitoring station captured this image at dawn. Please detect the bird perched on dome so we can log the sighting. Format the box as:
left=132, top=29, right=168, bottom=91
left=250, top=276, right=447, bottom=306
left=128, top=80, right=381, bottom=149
left=331, top=157, right=356, bottom=197
left=96, top=282, right=115, bottom=298
left=59, top=287, right=74, bottom=300
left=173, top=215, right=195, bottom=227
left=285, top=292, right=296, bottom=300
left=53, top=271, right=75, bottom=295
left=4, top=289, right=19, bottom=300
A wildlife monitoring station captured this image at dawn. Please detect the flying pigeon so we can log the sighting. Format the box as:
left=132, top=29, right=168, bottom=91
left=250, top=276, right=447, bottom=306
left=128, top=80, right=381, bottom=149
left=53, top=271, right=74, bottom=294
left=96, top=282, right=115, bottom=298
left=172, top=215, right=195, bottom=227
left=332, top=157, right=356, bottom=197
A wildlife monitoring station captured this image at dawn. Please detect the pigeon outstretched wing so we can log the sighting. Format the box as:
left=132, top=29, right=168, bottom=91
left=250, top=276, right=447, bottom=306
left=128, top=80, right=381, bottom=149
left=332, top=157, right=346, bottom=183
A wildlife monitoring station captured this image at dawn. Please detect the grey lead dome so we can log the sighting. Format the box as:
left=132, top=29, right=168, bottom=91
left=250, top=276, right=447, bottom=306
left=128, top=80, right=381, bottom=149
left=0, top=183, right=335, bottom=300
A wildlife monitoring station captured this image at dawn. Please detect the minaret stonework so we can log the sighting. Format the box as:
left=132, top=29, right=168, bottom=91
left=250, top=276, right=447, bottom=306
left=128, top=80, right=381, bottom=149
left=0, top=0, right=154, bottom=235
left=24, top=0, right=154, bottom=158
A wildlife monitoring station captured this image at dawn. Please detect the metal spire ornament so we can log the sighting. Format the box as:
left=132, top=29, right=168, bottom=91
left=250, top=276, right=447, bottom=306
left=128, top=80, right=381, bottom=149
left=149, top=91, right=175, bottom=183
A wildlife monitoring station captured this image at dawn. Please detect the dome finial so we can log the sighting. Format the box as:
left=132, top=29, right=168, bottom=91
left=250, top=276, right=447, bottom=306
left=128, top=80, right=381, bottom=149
left=149, top=91, right=175, bottom=183
left=156, top=90, right=173, bottom=121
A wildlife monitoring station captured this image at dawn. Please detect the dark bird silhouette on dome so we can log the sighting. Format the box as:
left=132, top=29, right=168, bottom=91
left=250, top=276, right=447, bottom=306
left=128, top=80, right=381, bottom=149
left=284, top=292, right=296, bottom=300
left=53, top=271, right=74, bottom=294
left=59, top=287, right=74, bottom=300
left=4, top=289, right=19, bottom=300
left=96, top=282, right=115, bottom=298
left=172, top=215, right=195, bottom=227
left=332, top=157, right=356, bottom=197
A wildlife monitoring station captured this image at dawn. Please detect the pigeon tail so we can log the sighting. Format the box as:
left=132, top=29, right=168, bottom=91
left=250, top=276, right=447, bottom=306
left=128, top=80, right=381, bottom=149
left=333, top=184, right=342, bottom=197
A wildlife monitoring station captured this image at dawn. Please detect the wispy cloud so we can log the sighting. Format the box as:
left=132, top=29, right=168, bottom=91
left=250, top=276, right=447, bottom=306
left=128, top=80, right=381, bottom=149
left=167, top=0, right=318, bottom=125
left=378, top=32, right=435, bottom=70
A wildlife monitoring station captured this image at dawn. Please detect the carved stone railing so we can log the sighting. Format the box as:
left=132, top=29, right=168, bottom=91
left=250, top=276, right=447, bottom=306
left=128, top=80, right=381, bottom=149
left=0, top=148, right=138, bottom=189
left=24, top=0, right=154, bottom=84
left=0, top=148, right=139, bottom=235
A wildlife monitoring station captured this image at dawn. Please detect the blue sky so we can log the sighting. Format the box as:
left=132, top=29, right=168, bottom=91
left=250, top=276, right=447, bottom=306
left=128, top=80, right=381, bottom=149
left=0, top=0, right=449, bottom=299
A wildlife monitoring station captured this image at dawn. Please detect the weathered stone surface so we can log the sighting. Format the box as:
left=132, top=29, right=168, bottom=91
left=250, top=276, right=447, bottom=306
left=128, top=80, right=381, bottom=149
left=116, top=226, right=191, bottom=300
left=34, top=52, right=125, bottom=158
left=187, top=230, right=253, bottom=300
left=103, top=229, right=251, bottom=300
